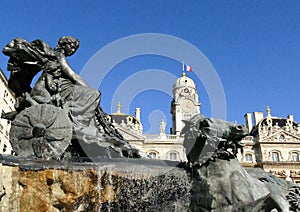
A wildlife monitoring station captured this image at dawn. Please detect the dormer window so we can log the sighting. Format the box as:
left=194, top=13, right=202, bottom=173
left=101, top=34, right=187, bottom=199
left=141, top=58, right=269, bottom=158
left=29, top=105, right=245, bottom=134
left=245, top=154, right=253, bottom=162
left=3, top=144, right=7, bottom=153
left=127, top=116, right=133, bottom=124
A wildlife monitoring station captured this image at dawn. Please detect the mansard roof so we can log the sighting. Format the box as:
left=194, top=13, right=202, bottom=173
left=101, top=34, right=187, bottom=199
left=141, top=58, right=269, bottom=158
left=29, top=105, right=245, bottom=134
left=110, top=113, right=140, bottom=125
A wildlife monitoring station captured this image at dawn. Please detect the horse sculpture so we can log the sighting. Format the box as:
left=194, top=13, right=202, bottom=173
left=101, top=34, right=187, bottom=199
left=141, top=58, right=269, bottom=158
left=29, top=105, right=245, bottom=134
left=181, top=114, right=248, bottom=166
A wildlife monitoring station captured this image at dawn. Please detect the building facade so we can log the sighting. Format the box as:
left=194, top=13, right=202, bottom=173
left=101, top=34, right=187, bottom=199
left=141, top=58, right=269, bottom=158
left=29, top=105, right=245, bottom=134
left=109, top=72, right=300, bottom=183
left=108, top=72, right=201, bottom=161
left=107, top=102, right=187, bottom=161
left=237, top=107, right=300, bottom=183
left=1, top=65, right=300, bottom=183
left=0, top=68, right=15, bottom=155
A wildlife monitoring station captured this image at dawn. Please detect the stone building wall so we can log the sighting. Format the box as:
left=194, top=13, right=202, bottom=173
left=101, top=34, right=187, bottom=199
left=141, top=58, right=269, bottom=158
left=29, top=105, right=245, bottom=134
left=0, top=69, right=15, bottom=155
left=238, top=109, right=300, bottom=183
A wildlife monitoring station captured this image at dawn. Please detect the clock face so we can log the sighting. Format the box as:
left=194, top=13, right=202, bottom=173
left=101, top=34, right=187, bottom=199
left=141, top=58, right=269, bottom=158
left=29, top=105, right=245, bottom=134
left=181, top=99, right=194, bottom=113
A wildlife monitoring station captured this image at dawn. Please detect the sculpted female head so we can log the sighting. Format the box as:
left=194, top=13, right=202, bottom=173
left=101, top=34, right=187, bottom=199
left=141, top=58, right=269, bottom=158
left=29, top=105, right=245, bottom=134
left=56, top=36, right=80, bottom=57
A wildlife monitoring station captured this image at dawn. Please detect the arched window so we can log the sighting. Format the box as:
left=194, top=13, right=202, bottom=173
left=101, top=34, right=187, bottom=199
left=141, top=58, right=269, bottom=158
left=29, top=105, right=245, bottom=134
left=272, top=152, right=280, bottom=162
left=148, top=152, right=157, bottom=159
left=169, top=152, right=178, bottom=161
left=245, top=154, right=253, bottom=162
left=291, top=152, right=300, bottom=162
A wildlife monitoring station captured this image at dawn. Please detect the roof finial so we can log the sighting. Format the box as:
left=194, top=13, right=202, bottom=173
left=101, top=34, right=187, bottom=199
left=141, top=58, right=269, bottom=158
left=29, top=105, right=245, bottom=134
left=182, top=72, right=186, bottom=77
left=266, top=105, right=271, bottom=117
left=117, top=102, right=121, bottom=113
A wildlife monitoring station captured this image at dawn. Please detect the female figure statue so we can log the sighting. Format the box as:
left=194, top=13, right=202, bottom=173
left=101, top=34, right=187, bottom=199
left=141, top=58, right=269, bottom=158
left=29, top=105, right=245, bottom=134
left=2, top=36, right=141, bottom=159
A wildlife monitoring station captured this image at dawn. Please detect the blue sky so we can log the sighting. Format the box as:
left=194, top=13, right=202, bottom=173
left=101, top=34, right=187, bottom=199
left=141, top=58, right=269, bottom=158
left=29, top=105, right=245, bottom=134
left=0, top=1, right=299, bottom=133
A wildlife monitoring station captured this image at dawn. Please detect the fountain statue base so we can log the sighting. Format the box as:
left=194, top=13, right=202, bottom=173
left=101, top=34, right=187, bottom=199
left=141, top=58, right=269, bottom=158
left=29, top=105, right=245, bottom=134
left=0, top=155, right=190, bottom=211
left=1, top=155, right=297, bottom=211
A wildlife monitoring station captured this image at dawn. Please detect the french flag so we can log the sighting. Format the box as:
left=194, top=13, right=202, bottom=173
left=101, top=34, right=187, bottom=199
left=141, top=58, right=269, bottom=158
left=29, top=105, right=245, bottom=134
left=182, top=63, right=192, bottom=72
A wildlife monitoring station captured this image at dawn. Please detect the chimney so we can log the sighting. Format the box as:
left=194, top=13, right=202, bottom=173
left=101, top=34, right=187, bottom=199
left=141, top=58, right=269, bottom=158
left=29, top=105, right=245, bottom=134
left=288, top=114, right=294, bottom=122
left=244, top=113, right=253, bottom=133
left=135, top=108, right=141, bottom=122
left=253, top=112, right=264, bottom=125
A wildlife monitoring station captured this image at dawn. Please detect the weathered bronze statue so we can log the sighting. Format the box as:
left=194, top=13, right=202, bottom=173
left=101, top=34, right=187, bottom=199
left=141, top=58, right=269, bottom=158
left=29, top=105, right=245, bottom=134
left=181, top=114, right=248, bottom=166
left=2, top=36, right=142, bottom=160
left=1, top=36, right=298, bottom=212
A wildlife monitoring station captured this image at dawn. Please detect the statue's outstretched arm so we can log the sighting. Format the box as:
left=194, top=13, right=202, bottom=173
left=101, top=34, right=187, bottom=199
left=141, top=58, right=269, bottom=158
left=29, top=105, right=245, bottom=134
left=56, top=53, right=89, bottom=87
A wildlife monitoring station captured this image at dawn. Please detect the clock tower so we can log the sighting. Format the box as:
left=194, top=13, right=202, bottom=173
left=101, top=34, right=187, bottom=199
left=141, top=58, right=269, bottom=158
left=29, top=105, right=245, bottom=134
left=171, top=72, right=201, bottom=135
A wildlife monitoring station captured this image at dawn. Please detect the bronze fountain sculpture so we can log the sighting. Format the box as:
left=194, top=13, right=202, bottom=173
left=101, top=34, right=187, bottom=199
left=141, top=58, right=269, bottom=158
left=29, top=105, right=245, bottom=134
left=0, top=36, right=298, bottom=211
left=2, top=36, right=141, bottom=160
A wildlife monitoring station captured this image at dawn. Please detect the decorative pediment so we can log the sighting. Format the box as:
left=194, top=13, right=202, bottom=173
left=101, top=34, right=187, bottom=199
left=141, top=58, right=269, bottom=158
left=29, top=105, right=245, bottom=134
left=260, top=130, right=300, bottom=143
left=116, top=127, right=145, bottom=142
left=258, top=117, right=300, bottom=139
